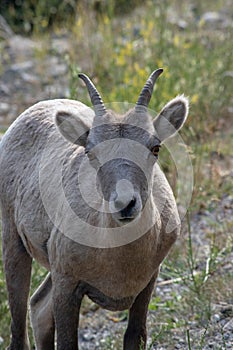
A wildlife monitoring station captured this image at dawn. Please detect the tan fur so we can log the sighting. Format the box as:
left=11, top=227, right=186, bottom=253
left=0, top=92, right=188, bottom=350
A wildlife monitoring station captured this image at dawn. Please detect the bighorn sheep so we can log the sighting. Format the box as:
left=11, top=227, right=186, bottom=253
left=0, top=69, right=189, bottom=350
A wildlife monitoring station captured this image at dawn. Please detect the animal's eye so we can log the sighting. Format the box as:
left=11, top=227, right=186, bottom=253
left=151, top=145, right=160, bottom=157
left=86, top=150, right=98, bottom=164
left=87, top=151, right=95, bottom=161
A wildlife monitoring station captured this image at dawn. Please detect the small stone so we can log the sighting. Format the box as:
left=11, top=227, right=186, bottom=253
left=212, top=313, right=221, bottom=322
left=0, top=83, right=10, bottom=96
left=80, top=329, right=96, bottom=342
left=223, top=318, right=233, bottom=331
left=0, top=102, right=10, bottom=114
left=11, top=61, right=34, bottom=72
left=220, top=305, right=233, bottom=317
left=177, top=19, right=188, bottom=30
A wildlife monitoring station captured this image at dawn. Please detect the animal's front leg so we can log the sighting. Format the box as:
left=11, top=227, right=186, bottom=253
left=2, top=215, right=32, bottom=350
left=52, top=274, right=82, bottom=350
left=123, top=270, right=158, bottom=350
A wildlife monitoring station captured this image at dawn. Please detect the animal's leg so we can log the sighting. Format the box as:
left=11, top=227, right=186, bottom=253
left=30, top=273, right=55, bottom=350
left=2, top=216, right=32, bottom=350
left=52, top=274, right=83, bottom=350
left=123, top=271, right=158, bottom=350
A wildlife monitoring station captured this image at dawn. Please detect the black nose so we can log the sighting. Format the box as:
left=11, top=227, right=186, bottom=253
left=119, top=197, right=137, bottom=218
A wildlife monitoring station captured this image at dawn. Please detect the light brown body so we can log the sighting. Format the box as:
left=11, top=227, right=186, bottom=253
left=0, top=71, right=188, bottom=350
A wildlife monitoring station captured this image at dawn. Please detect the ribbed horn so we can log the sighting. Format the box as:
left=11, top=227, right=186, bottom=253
left=78, top=73, right=107, bottom=117
left=135, top=68, right=163, bottom=112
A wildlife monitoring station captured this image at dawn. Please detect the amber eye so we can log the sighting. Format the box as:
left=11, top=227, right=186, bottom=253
left=151, top=145, right=160, bottom=157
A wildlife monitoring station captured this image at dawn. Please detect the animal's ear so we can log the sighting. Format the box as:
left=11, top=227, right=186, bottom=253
left=55, top=109, right=93, bottom=147
left=153, top=95, right=189, bottom=142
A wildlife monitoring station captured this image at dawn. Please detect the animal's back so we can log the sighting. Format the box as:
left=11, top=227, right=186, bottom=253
left=0, top=99, right=92, bottom=203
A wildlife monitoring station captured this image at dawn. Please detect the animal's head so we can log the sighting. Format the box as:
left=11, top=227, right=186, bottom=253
left=56, top=69, right=189, bottom=225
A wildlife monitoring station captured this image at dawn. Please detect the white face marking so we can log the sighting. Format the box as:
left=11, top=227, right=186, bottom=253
left=116, top=179, right=134, bottom=203
left=109, top=179, right=134, bottom=213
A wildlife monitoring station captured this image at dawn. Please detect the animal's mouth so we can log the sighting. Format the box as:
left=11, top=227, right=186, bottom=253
left=118, top=217, right=135, bottom=224
left=115, top=212, right=142, bottom=226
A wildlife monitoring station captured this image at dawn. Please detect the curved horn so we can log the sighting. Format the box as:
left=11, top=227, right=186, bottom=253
left=135, top=68, right=163, bottom=112
left=78, top=73, right=107, bottom=117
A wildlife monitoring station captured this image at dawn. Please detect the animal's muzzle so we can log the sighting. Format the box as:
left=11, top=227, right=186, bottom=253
left=110, top=183, right=143, bottom=224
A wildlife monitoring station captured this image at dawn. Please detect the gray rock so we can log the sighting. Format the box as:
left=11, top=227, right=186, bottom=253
left=0, top=102, right=10, bottom=114
left=0, top=83, right=10, bottom=96
left=10, top=61, right=34, bottom=72
left=200, top=11, right=232, bottom=29
left=52, top=37, right=70, bottom=55
left=7, top=35, right=42, bottom=58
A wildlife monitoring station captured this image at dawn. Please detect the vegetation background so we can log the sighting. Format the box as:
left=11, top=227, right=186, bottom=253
left=0, top=0, right=232, bottom=348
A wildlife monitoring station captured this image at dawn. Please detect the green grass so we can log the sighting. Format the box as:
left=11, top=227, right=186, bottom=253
left=0, top=0, right=232, bottom=348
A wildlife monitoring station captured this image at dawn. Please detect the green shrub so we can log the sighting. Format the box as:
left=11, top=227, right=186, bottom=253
left=0, top=0, right=78, bottom=33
